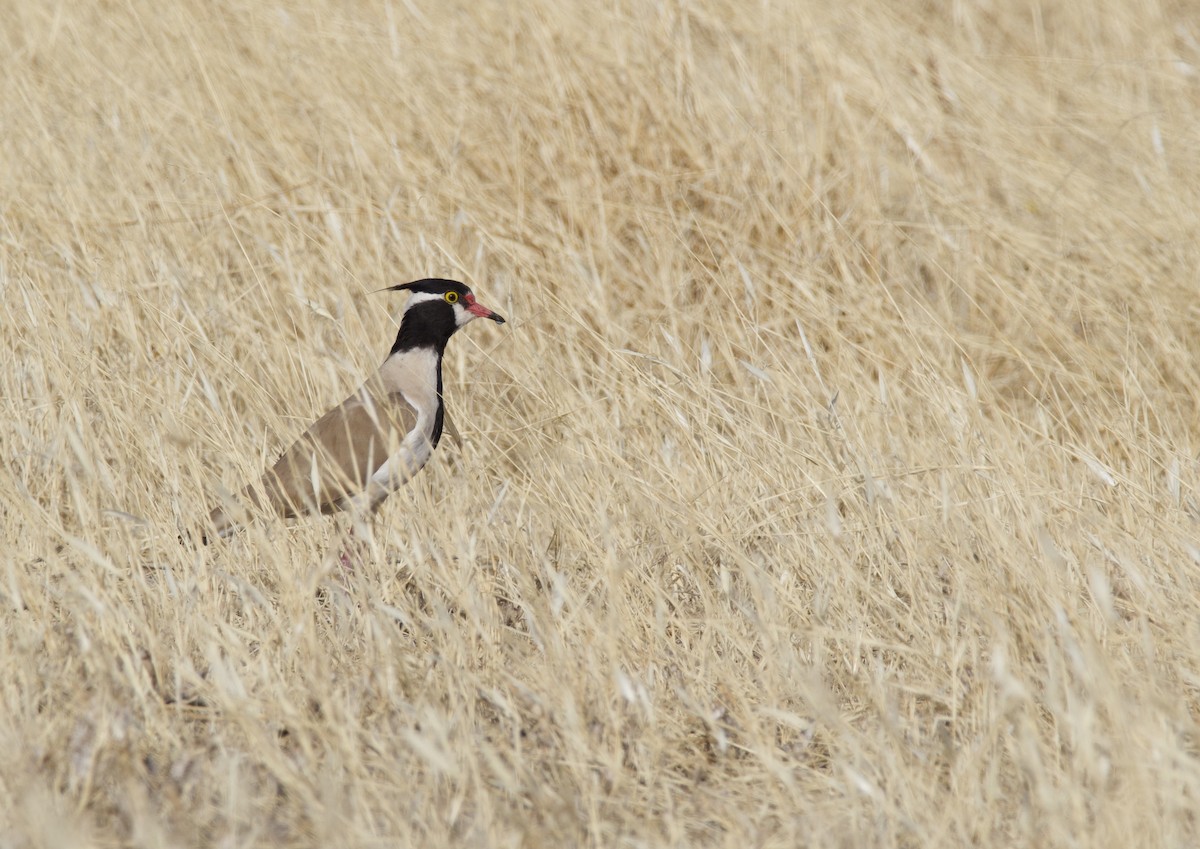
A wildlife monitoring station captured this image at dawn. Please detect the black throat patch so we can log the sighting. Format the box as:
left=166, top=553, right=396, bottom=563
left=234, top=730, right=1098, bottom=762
left=390, top=300, right=457, bottom=356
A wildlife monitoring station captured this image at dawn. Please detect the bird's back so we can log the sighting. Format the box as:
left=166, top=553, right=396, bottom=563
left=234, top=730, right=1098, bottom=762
left=260, top=388, right=420, bottom=517
left=206, top=387, right=420, bottom=537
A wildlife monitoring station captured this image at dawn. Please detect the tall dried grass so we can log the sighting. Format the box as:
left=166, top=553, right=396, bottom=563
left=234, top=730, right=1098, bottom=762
left=3, top=0, right=1200, bottom=845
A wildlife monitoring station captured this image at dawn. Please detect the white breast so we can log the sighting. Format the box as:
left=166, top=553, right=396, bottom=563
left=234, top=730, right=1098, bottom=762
left=347, top=347, right=441, bottom=512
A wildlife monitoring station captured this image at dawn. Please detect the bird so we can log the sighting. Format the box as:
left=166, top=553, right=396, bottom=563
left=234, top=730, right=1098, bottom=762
left=203, top=278, right=505, bottom=542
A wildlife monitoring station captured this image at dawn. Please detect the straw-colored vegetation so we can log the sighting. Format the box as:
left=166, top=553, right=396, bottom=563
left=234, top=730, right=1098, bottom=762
left=4, top=0, right=1200, bottom=845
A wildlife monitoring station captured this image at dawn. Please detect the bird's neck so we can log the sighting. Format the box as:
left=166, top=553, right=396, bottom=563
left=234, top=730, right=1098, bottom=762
left=390, top=302, right=454, bottom=357
left=377, top=345, right=445, bottom=447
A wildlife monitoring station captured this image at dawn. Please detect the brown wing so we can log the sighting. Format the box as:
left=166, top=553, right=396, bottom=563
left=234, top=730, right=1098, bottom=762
left=255, top=389, right=419, bottom=517
left=204, top=388, right=421, bottom=539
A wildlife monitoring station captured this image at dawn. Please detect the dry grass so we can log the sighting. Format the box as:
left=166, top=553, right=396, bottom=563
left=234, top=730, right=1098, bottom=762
left=3, top=0, right=1200, bottom=845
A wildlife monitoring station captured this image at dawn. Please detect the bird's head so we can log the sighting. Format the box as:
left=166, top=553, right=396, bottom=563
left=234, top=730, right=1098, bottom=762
left=386, top=278, right=505, bottom=353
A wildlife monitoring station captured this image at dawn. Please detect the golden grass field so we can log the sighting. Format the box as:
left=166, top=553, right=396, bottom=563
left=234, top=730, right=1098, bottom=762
left=4, top=0, right=1200, bottom=845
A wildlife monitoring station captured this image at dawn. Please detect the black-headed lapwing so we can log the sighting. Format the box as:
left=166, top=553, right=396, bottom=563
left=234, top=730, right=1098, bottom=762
left=204, top=278, right=504, bottom=541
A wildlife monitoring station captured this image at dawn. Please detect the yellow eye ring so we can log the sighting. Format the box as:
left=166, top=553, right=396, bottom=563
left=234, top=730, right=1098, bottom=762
left=445, top=291, right=459, bottom=304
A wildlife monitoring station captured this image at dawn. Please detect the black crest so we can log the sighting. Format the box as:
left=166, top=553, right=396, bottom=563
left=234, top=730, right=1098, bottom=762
left=387, top=278, right=471, bottom=299
left=387, top=278, right=474, bottom=356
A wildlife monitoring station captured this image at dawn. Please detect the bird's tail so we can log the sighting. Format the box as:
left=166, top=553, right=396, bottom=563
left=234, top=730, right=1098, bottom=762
left=198, top=488, right=263, bottom=543
left=201, top=505, right=236, bottom=544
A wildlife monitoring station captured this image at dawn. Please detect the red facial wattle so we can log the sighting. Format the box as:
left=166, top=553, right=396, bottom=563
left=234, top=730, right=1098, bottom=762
left=464, top=293, right=506, bottom=324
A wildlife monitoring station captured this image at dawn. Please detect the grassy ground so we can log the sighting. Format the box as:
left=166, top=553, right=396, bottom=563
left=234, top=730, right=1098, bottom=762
left=4, top=0, right=1200, bottom=845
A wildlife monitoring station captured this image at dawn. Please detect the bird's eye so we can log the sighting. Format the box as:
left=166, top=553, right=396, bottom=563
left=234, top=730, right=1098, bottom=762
left=445, top=291, right=459, bottom=304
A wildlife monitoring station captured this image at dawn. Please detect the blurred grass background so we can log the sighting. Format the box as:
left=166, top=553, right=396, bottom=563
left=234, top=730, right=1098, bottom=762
left=3, top=0, right=1200, bottom=845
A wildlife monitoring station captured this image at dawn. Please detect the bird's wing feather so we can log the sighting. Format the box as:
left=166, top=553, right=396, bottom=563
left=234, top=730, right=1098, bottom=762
left=256, top=389, right=420, bottom=517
